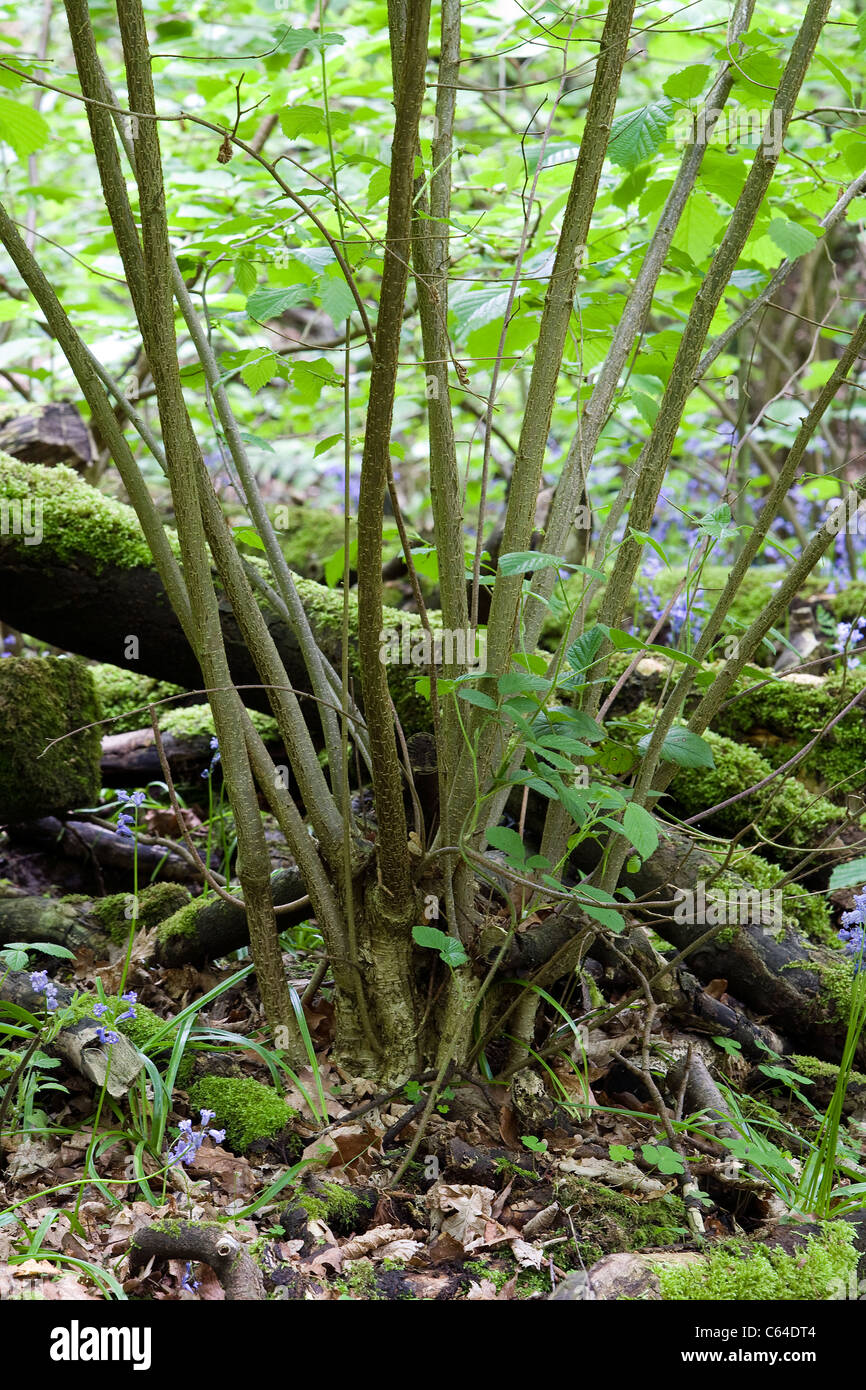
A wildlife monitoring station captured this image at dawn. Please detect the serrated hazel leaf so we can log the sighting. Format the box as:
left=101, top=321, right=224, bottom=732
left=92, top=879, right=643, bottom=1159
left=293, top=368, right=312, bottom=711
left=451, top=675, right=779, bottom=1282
left=607, top=101, right=673, bottom=172
left=0, top=97, right=50, bottom=157
left=246, top=284, right=310, bottom=319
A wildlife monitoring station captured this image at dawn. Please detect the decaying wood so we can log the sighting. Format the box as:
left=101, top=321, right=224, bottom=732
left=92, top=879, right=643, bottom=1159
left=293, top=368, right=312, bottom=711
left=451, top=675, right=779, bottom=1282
left=0, top=969, right=144, bottom=1099
left=128, top=1221, right=265, bottom=1299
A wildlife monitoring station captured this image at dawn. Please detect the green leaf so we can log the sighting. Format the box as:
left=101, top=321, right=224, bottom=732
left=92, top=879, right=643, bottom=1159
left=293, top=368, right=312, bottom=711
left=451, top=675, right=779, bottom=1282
left=412, top=923, right=468, bottom=969
left=233, top=259, right=257, bottom=296
left=240, top=353, right=280, bottom=394
left=313, top=434, right=343, bottom=458
left=662, top=65, right=711, bottom=100
left=767, top=218, right=819, bottom=259
left=638, top=725, right=715, bottom=769
left=232, top=526, right=266, bottom=552
left=457, top=687, right=498, bottom=711
left=2, top=941, right=75, bottom=961
left=498, top=550, right=565, bottom=576
left=276, top=28, right=345, bottom=56
left=554, top=709, right=606, bottom=743
left=246, top=285, right=309, bottom=319
left=609, top=1144, right=635, bottom=1162
left=486, top=825, right=526, bottom=864
left=629, top=529, right=670, bottom=567
left=318, top=274, right=357, bottom=323
left=642, top=1143, right=684, bottom=1175
left=497, top=672, right=551, bottom=696
left=607, top=102, right=674, bottom=172
left=829, top=858, right=866, bottom=891
left=566, top=624, right=609, bottom=675
left=279, top=105, right=326, bottom=139
left=622, top=803, right=659, bottom=861
left=0, top=97, right=50, bottom=157
left=0, top=949, right=28, bottom=971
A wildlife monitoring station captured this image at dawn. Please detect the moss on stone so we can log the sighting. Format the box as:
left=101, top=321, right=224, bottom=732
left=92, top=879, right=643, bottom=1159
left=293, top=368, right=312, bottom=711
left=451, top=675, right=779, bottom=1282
left=297, top=1181, right=369, bottom=1229
left=658, top=1220, right=857, bottom=1300
left=89, top=663, right=186, bottom=735
left=88, top=882, right=190, bottom=945
left=274, top=505, right=353, bottom=582
left=187, top=1075, right=297, bottom=1153
left=788, top=1054, right=866, bottom=1087
left=0, top=655, right=101, bottom=822
left=666, top=728, right=842, bottom=851
left=784, top=955, right=857, bottom=1024
left=712, top=667, right=866, bottom=792
left=707, top=849, right=833, bottom=945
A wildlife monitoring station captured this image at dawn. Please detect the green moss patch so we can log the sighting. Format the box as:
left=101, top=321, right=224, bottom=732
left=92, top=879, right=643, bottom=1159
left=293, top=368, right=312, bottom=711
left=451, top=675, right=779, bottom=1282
left=88, top=882, right=190, bottom=945
left=0, top=454, right=163, bottom=571
left=555, top=1177, right=687, bottom=1267
left=0, top=655, right=101, bottom=823
left=188, top=1075, right=297, bottom=1153
left=659, top=1221, right=857, bottom=1300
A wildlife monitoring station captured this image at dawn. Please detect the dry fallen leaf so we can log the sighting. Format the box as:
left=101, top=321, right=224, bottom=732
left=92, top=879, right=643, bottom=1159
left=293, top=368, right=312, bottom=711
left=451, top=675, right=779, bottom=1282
left=426, top=1183, right=495, bottom=1251
left=340, top=1226, right=418, bottom=1261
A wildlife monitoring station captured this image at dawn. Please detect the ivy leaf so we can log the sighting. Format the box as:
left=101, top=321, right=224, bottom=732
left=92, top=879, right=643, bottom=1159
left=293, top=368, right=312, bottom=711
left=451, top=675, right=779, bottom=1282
left=621, top=803, right=659, bottom=861
left=638, top=725, right=715, bottom=769
left=412, top=923, right=468, bottom=969
left=607, top=102, right=674, bottom=172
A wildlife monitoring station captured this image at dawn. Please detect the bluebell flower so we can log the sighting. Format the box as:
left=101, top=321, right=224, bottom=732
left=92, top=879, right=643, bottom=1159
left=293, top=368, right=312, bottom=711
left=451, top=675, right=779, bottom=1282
left=115, top=813, right=134, bottom=837
left=121, top=991, right=137, bottom=1004
left=93, top=1002, right=108, bottom=1017
left=209, top=1128, right=226, bottom=1144
left=835, top=619, right=866, bottom=668
left=181, top=1262, right=200, bottom=1292
left=96, top=1027, right=120, bottom=1046
left=116, top=1006, right=137, bottom=1022
left=30, top=970, right=49, bottom=992
left=127, top=790, right=147, bottom=807
left=199, top=1108, right=216, bottom=1126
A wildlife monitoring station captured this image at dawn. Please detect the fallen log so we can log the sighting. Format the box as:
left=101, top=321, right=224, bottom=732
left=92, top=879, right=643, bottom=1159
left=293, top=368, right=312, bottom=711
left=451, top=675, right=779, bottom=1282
left=0, top=457, right=430, bottom=733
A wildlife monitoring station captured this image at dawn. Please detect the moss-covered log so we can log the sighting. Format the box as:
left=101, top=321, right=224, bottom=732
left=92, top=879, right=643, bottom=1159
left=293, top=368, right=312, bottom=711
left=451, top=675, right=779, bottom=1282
left=0, top=457, right=430, bottom=732
left=153, top=865, right=311, bottom=966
